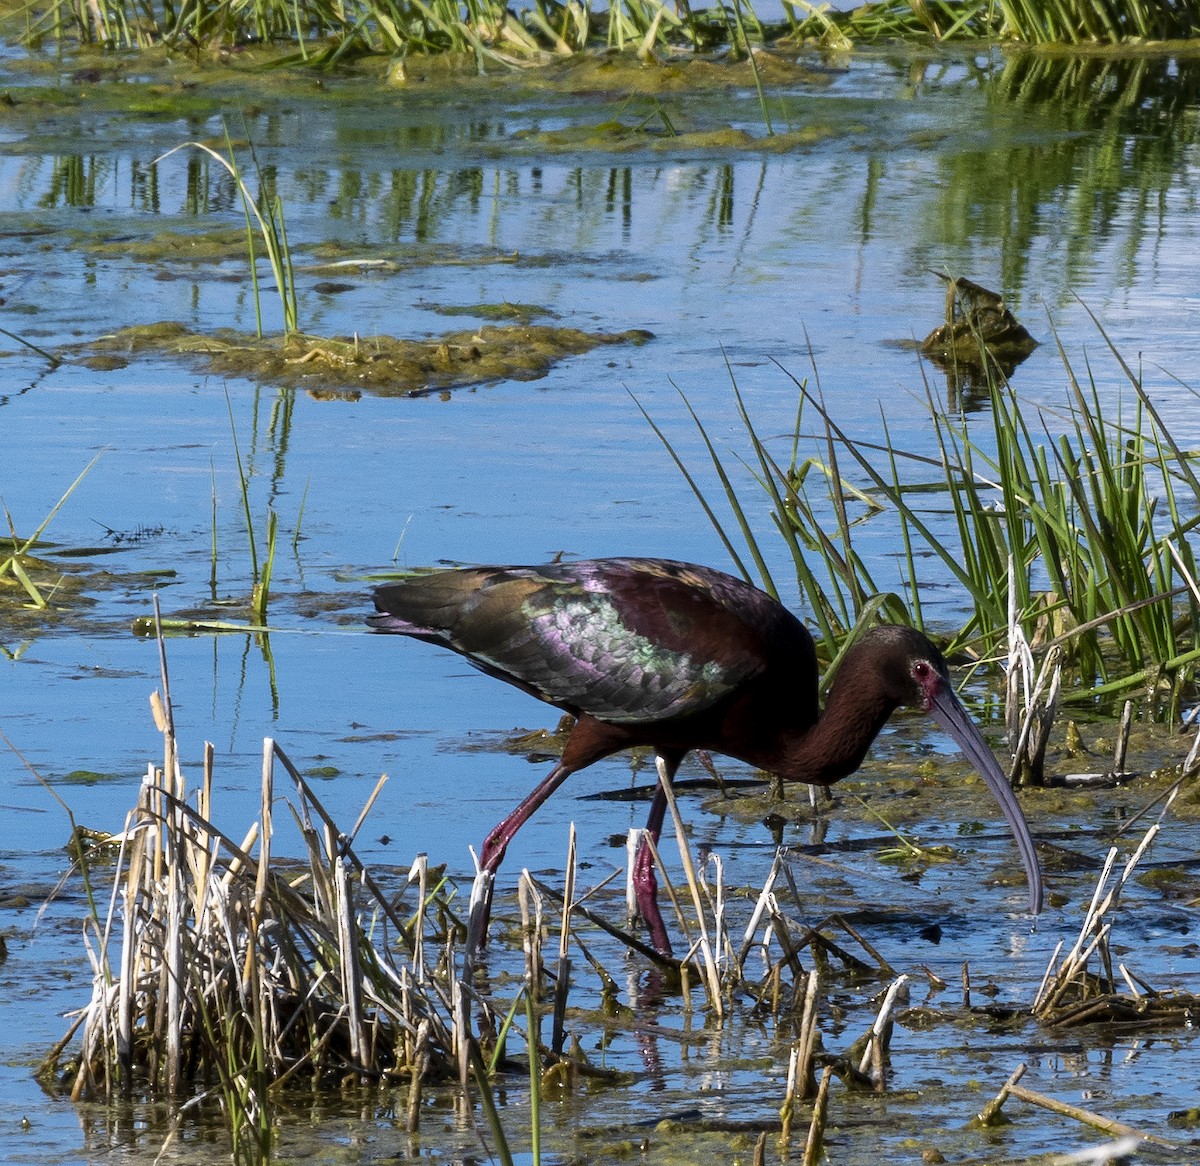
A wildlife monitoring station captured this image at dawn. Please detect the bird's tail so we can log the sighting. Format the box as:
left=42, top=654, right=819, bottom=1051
left=365, top=610, right=428, bottom=636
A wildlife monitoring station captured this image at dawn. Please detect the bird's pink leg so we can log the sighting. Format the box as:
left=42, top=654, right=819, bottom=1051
left=632, top=754, right=680, bottom=955
left=469, top=761, right=575, bottom=952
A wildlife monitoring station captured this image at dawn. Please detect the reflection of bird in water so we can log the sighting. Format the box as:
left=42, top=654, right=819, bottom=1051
left=370, top=557, right=1043, bottom=953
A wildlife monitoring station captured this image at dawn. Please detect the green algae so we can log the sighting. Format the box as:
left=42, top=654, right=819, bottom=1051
left=81, top=227, right=251, bottom=264
left=76, top=320, right=653, bottom=396
left=514, top=117, right=856, bottom=154
left=427, top=300, right=555, bottom=324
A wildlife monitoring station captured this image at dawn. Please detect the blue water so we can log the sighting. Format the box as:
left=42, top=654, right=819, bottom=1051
left=2, top=43, right=1199, bottom=1163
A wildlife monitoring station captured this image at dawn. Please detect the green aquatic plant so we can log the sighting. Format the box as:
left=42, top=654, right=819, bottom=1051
left=650, top=322, right=1200, bottom=716
left=783, top=0, right=1200, bottom=42
left=157, top=137, right=298, bottom=338
left=0, top=454, right=101, bottom=610
left=996, top=0, right=1199, bottom=43
left=225, top=390, right=279, bottom=625
left=13, top=0, right=1193, bottom=55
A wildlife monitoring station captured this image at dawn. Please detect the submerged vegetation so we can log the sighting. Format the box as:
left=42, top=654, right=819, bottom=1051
left=78, top=320, right=654, bottom=396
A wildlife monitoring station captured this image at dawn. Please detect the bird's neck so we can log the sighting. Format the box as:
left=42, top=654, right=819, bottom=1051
left=768, top=674, right=899, bottom=786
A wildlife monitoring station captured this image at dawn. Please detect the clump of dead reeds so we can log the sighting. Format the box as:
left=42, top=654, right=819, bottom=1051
left=39, top=624, right=466, bottom=1138
left=1031, top=784, right=1200, bottom=1028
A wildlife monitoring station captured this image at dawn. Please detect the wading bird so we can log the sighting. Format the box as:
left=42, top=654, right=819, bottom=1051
left=369, top=557, right=1043, bottom=953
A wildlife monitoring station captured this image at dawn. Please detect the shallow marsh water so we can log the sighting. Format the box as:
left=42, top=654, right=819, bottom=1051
left=2, top=41, right=1200, bottom=1164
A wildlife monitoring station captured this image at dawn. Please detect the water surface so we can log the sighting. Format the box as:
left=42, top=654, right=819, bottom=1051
left=2, top=43, right=1199, bottom=1163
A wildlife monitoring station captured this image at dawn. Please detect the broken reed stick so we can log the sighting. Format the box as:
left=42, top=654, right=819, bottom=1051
left=857, top=974, right=908, bottom=1090
left=779, top=1043, right=800, bottom=1144
left=738, top=850, right=783, bottom=969
left=1184, top=718, right=1200, bottom=778
left=977, top=1062, right=1175, bottom=1148
left=753, top=1129, right=767, bottom=1166
left=551, top=825, right=576, bottom=1058
left=975, top=1062, right=1027, bottom=1125
left=625, top=828, right=639, bottom=923
left=704, top=852, right=728, bottom=978
left=529, top=877, right=678, bottom=969
left=408, top=854, right=428, bottom=985
left=763, top=894, right=806, bottom=979
left=656, top=757, right=723, bottom=1017
left=1112, top=700, right=1133, bottom=775
left=1035, top=814, right=1165, bottom=1016
left=405, top=1019, right=431, bottom=1132
left=801, top=1065, right=833, bottom=1166
left=1006, top=639, right=1062, bottom=786
left=795, top=968, right=821, bottom=1101
left=519, top=869, right=544, bottom=994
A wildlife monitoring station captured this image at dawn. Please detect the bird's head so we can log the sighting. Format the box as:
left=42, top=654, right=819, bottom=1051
left=856, top=625, right=952, bottom=713
left=856, top=624, right=1043, bottom=915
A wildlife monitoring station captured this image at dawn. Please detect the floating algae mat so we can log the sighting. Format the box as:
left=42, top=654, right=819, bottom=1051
left=77, top=321, right=653, bottom=397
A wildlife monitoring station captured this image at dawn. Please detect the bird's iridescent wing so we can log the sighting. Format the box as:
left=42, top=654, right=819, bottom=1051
left=370, top=558, right=810, bottom=724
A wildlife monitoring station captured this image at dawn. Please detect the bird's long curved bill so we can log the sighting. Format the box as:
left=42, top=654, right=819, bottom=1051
left=929, top=688, right=1044, bottom=915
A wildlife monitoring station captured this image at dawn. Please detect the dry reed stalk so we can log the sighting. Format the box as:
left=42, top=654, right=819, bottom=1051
left=625, top=828, right=639, bottom=923
left=408, top=854, right=428, bottom=985
left=974, top=1062, right=1028, bottom=1126
left=51, top=702, right=467, bottom=1104
left=1184, top=718, right=1200, bottom=779
left=737, top=850, right=784, bottom=969
left=406, top=1018, right=431, bottom=1132
left=794, top=968, right=820, bottom=1100
left=1034, top=805, right=1167, bottom=1018
left=976, top=1061, right=1175, bottom=1147
left=1006, top=607, right=1063, bottom=786
left=801, top=1065, right=833, bottom=1166
left=465, top=866, right=495, bottom=961
left=702, top=852, right=730, bottom=979
left=830, top=915, right=895, bottom=977
left=1112, top=700, right=1133, bottom=775
left=856, top=974, right=907, bottom=1090
left=656, top=756, right=723, bottom=1016
left=551, top=825, right=576, bottom=1058
left=778, top=1041, right=801, bottom=1144
left=529, top=876, right=678, bottom=968
left=519, top=869, right=545, bottom=992
left=762, top=893, right=806, bottom=979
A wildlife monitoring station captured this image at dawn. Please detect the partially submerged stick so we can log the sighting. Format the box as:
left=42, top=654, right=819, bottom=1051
left=976, top=1062, right=1175, bottom=1148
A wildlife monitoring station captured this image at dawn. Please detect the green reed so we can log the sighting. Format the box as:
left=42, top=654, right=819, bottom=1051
left=0, top=454, right=100, bottom=610
left=22, top=0, right=782, bottom=58
left=652, top=325, right=1200, bottom=714
left=996, top=0, right=1198, bottom=42
left=17, top=0, right=1193, bottom=54
left=157, top=137, right=298, bottom=338
left=783, top=0, right=1197, bottom=43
